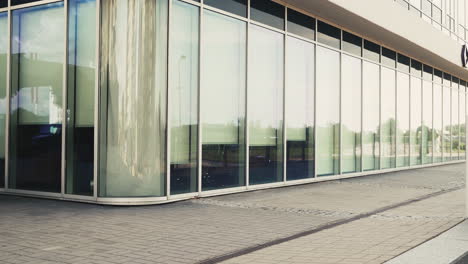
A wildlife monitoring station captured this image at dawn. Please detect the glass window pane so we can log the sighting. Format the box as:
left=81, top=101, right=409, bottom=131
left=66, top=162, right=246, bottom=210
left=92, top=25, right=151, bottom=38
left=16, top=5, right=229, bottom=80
left=170, top=1, right=199, bottom=195
left=434, top=83, right=443, bottom=162
left=434, top=69, right=442, bottom=83
left=443, top=85, right=451, bottom=161
left=362, top=61, right=380, bottom=171
left=342, top=55, right=361, bottom=173
left=410, top=77, right=422, bottom=165
left=422, top=65, right=433, bottom=80
left=452, top=83, right=459, bottom=160
left=0, top=1, right=6, bottom=8
left=66, top=0, right=96, bottom=196
left=422, top=0, right=431, bottom=16
left=381, top=67, right=396, bottom=169
left=287, top=8, right=315, bottom=40
left=317, top=21, right=340, bottom=49
left=411, top=60, right=422, bottom=76
left=316, top=46, right=340, bottom=176
left=9, top=3, right=64, bottom=193
left=422, top=80, right=433, bottom=164
left=397, top=54, right=410, bottom=73
left=99, top=0, right=168, bottom=197
left=443, top=73, right=451, bottom=86
left=11, top=0, right=42, bottom=5
left=459, top=87, right=466, bottom=160
left=249, top=25, right=283, bottom=185
left=382, top=47, right=396, bottom=68
left=396, top=0, right=409, bottom=9
left=250, top=0, right=284, bottom=30
left=204, top=0, right=247, bottom=17
left=286, top=37, right=314, bottom=180
left=396, top=72, right=410, bottom=167
left=202, top=11, right=246, bottom=190
left=363, top=40, right=380, bottom=62
left=0, top=12, right=6, bottom=189
left=342, top=31, right=362, bottom=56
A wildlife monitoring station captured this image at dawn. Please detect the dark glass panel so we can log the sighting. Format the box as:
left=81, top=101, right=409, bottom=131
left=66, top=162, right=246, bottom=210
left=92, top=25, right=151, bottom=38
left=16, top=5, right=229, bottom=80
left=250, top=0, right=284, bottom=30
left=342, top=31, right=362, bottom=56
left=317, top=21, right=340, bottom=49
left=434, top=69, right=443, bottom=83
left=452, top=77, right=460, bottom=87
left=287, top=8, right=315, bottom=40
left=423, top=65, right=433, bottom=80
left=411, top=59, right=422, bottom=76
left=11, top=0, right=42, bottom=5
left=204, top=0, right=247, bottom=17
left=9, top=3, right=64, bottom=193
left=0, top=0, right=7, bottom=8
left=397, top=54, right=410, bottom=72
left=443, top=72, right=451, bottom=86
left=363, top=40, right=380, bottom=62
left=381, top=47, right=396, bottom=68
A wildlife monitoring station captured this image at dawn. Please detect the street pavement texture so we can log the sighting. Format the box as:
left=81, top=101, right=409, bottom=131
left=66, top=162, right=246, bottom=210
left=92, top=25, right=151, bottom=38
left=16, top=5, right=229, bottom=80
left=0, top=163, right=465, bottom=264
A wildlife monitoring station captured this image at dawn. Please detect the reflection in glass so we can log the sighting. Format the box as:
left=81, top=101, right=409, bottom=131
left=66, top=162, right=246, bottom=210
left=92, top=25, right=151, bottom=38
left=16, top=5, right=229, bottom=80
left=443, top=86, right=451, bottom=161
left=249, top=25, right=283, bottom=185
left=433, top=84, right=443, bottom=162
left=460, top=86, right=466, bottom=160
left=363, top=40, right=380, bottom=62
left=286, top=37, right=314, bottom=180
left=422, top=80, right=433, bottom=164
left=204, top=0, right=247, bottom=17
left=66, top=0, right=96, bottom=196
left=317, top=21, right=340, bottom=49
left=342, top=31, right=362, bottom=56
left=0, top=12, right=6, bottom=189
left=452, top=84, right=459, bottom=160
left=250, top=0, right=284, bottom=30
left=9, top=3, right=64, bottom=193
left=316, top=46, right=340, bottom=176
left=342, top=55, right=361, bottom=173
left=287, top=9, right=315, bottom=40
left=410, top=77, right=422, bottom=165
left=170, top=1, right=199, bottom=194
left=99, top=0, right=168, bottom=197
left=202, top=11, right=246, bottom=190
left=396, top=72, right=410, bottom=167
left=381, top=67, right=396, bottom=169
left=362, top=61, right=380, bottom=171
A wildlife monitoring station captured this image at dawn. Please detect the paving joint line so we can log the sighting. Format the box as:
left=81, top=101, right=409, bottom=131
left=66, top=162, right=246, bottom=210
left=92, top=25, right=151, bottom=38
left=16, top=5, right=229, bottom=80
left=197, top=186, right=464, bottom=264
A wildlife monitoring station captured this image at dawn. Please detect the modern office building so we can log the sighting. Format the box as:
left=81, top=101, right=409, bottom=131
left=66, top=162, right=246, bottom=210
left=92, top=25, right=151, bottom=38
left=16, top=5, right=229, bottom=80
left=0, top=0, right=467, bottom=205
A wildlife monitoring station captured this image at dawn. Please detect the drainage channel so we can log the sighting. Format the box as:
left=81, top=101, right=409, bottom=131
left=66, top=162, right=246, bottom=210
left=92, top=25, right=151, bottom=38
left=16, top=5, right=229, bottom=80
left=197, top=186, right=464, bottom=264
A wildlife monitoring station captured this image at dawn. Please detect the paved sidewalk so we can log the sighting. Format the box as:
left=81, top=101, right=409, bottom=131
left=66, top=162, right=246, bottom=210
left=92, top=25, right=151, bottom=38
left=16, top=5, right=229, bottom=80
left=0, top=164, right=465, bottom=264
left=386, top=219, right=468, bottom=264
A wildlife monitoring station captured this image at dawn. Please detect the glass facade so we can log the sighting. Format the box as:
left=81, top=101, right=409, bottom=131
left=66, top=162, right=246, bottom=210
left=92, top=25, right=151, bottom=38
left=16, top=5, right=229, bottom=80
left=66, top=0, right=96, bottom=196
left=0, top=0, right=466, bottom=203
left=170, top=0, right=199, bottom=195
left=202, top=10, right=246, bottom=190
left=286, top=37, right=314, bottom=180
left=248, top=24, right=283, bottom=185
left=9, top=2, right=64, bottom=193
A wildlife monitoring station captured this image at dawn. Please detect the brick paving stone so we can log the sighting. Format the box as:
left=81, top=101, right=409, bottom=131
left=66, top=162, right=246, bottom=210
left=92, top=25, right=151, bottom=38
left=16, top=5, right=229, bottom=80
left=0, top=163, right=465, bottom=264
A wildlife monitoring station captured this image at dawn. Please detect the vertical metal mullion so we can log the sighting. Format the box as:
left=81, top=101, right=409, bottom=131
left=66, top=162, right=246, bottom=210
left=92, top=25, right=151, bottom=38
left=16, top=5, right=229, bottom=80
left=409, top=66, right=412, bottom=168
left=245, top=0, right=250, bottom=188
left=5, top=0, right=11, bottom=190
left=197, top=0, right=203, bottom=195
left=166, top=0, right=172, bottom=199
left=394, top=63, right=398, bottom=167
left=61, top=0, right=69, bottom=196
left=360, top=39, right=364, bottom=172
left=378, top=49, right=382, bottom=170
left=282, top=7, right=287, bottom=182
left=93, top=0, right=100, bottom=199
left=339, top=30, right=343, bottom=176
left=313, top=16, right=317, bottom=178
left=432, top=73, right=435, bottom=164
